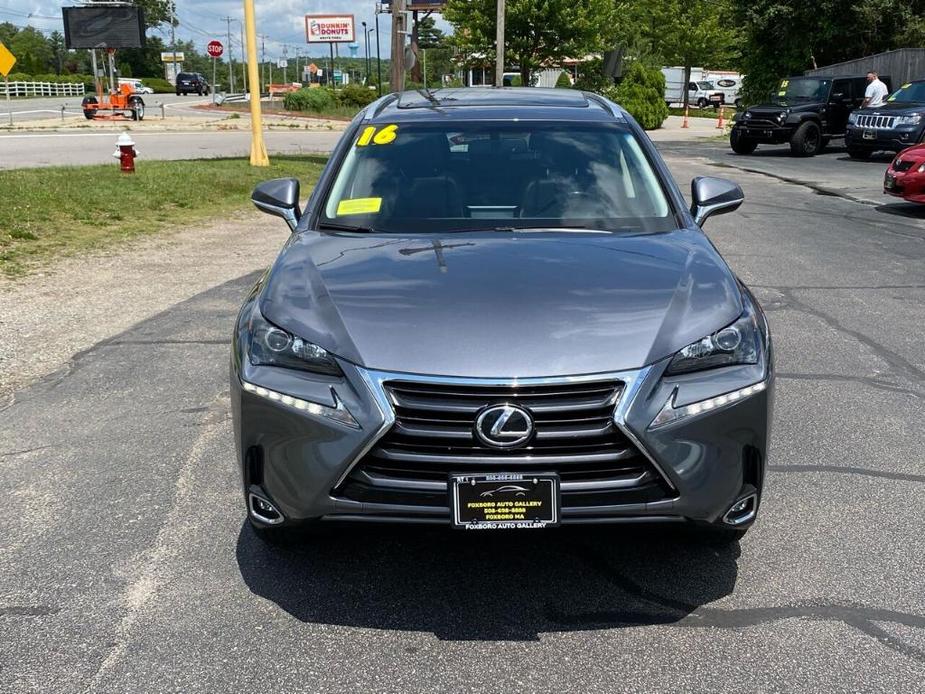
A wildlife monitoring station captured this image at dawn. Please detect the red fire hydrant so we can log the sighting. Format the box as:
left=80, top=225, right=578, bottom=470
left=112, top=132, right=139, bottom=173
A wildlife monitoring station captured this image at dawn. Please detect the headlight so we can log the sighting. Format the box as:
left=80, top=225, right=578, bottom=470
left=777, top=111, right=787, bottom=122
left=665, top=309, right=761, bottom=376
left=848, top=112, right=859, bottom=125
left=898, top=114, right=922, bottom=126
left=248, top=312, right=343, bottom=376
left=917, top=162, right=925, bottom=173
left=742, top=111, right=752, bottom=120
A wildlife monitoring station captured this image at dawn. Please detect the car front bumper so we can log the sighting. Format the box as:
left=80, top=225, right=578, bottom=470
left=232, top=355, right=774, bottom=530
left=731, top=122, right=794, bottom=144
left=884, top=165, right=925, bottom=202
left=846, top=125, right=922, bottom=152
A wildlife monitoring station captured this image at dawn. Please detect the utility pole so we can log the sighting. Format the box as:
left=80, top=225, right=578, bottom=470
left=223, top=16, right=235, bottom=93
left=390, top=0, right=407, bottom=92
left=495, top=0, right=505, bottom=87
left=260, top=34, right=267, bottom=93
left=239, top=21, right=247, bottom=92
left=170, top=1, right=178, bottom=85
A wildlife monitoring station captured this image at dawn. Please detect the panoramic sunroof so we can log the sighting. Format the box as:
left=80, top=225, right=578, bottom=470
left=396, top=88, right=590, bottom=109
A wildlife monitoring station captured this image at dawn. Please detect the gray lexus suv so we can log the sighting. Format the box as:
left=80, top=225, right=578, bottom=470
left=231, top=88, right=773, bottom=544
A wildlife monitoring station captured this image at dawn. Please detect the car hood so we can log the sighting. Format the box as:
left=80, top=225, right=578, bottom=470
left=749, top=101, right=823, bottom=116
left=259, top=229, right=743, bottom=378
left=854, top=101, right=925, bottom=116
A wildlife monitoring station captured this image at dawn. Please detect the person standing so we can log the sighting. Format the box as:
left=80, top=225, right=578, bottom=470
left=863, top=71, right=888, bottom=108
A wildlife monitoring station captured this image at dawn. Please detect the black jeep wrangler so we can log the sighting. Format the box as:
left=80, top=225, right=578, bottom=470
left=730, top=75, right=887, bottom=157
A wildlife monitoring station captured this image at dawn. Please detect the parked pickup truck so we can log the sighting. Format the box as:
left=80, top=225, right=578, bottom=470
left=730, top=75, right=886, bottom=157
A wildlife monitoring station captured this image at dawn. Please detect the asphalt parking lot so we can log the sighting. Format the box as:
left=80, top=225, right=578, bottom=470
left=1, top=141, right=924, bottom=692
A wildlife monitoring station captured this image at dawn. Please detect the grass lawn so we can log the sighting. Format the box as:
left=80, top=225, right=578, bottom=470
left=0, top=155, right=327, bottom=278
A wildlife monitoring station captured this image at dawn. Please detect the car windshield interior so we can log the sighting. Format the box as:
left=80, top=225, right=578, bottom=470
left=889, top=81, right=925, bottom=103
left=320, top=123, right=674, bottom=233
left=778, top=78, right=831, bottom=101
left=697, top=81, right=714, bottom=90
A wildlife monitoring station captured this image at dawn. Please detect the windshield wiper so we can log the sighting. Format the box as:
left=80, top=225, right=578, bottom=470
left=316, top=222, right=376, bottom=233
left=440, top=224, right=601, bottom=233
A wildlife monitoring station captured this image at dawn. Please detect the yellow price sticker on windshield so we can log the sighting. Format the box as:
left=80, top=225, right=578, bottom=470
left=902, top=83, right=911, bottom=89
left=337, top=197, right=382, bottom=216
left=356, top=124, right=398, bottom=147
left=780, top=80, right=789, bottom=88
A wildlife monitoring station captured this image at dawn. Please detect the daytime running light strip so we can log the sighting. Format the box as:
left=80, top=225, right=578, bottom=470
left=650, top=380, right=768, bottom=429
left=241, top=380, right=359, bottom=429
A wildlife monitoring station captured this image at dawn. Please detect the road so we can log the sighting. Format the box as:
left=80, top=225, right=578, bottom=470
left=0, top=130, right=343, bottom=168
left=1, top=93, right=213, bottom=122
left=1, top=143, right=924, bottom=692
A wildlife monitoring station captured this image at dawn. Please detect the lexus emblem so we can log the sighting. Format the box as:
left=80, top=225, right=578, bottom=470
left=475, top=404, right=534, bottom=448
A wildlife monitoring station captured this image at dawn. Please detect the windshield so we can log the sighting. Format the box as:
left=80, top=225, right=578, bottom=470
left=888, top=81, right=925, bottom=103
left=777, top=78, right=831, bottom=101
left=697, top=81, right=714, bottom=90
left=320, top=123, right=674, bottom=234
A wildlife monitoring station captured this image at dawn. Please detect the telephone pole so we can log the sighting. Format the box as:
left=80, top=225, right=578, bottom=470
left=495, top=0, right=505, bottom=87
left=223, top=16, right=235, bottom=93
left=259, top=34, right=268, bottom=93
left=390, top=0, right=407, bottom=92
left=170, top=1, right=178, bottom=84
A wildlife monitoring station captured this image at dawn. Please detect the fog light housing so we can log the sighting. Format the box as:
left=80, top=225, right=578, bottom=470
left=249, top=493, right=284, bottom=524
left=722, top=493, right=757, bottom=525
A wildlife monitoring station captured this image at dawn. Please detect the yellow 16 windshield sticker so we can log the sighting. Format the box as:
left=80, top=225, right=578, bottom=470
left=337, top=197, right=382, bottom=216
left=356, top=124, right=398, bottom=147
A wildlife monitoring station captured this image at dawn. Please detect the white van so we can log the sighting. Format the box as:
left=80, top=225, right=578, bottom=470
left=704, top=73, right=744, bottom=106
left=661, top=67, right=723, bottom=107
left=118, top=78, right=155, bottom=94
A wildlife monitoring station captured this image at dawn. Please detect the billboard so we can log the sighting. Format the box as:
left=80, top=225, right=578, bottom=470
left=305, top=15, right=355, bottom=43
left=62, top=6, right=145, bottom=50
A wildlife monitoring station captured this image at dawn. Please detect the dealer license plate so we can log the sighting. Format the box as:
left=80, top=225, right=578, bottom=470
left=863, top=129, right=876, bottom=140
left=450, top=473, right=559, bottom=530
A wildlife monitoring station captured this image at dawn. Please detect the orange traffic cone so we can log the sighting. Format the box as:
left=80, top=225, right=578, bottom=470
left=716, top=105, right=726, bottom=129
left=682, top=104, right=689, bottom=129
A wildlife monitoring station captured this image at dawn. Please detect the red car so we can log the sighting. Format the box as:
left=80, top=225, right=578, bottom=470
left=884, top=144, right=925, bottom=202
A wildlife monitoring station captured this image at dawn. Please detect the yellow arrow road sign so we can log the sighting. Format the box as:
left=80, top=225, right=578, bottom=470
left=0, top=41, right=16, bottom=77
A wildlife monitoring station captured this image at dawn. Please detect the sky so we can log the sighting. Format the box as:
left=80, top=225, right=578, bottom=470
left=0, top=1, right=451, bottom=59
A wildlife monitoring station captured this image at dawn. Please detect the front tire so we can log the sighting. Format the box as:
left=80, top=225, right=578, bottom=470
left=697, top=97, right=708, bottom=108
left=730, top=129, right=758, bottom=154
left=790, top=121, right=823, bottom=157
left=129, top=97, right=145, bottom=121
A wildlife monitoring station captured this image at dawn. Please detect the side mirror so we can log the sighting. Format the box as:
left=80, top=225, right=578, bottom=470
left=691, top=176, right=744, bottom=227
left=252, top=178, right=301, bottom=231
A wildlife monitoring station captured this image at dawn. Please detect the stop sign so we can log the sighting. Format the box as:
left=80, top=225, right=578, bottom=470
left=207, top=40, right=223, bottom=58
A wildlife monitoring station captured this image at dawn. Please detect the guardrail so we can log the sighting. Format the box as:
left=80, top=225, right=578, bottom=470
left=0, top=81, right=87, bottom=97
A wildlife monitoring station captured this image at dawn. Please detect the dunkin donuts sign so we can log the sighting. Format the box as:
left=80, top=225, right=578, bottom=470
left=305, top=15, right=355, bottom=43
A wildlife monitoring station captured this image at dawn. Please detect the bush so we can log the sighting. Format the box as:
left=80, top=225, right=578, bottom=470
left=336, top=83, right=378, bottom=108
left=283, top=86, right=335, bottom=112
left=555, top=71, right=572, bottom=88
left=606, top=62, right=669, bottom=130
left=144, top=78, right=174, bottom=94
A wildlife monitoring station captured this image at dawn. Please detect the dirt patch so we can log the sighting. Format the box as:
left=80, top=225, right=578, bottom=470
left=0, top=211, right=285, bottom=399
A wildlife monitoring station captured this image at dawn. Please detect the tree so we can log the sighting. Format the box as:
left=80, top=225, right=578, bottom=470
left=49, top=31, right=66, bottom=74
left=612, top=0, right=739, bottom=110
left=10, top=27, right=53, bottom=74
left=444, top=0, right=617, bottom=85
left=731, top=0, right=925, bottom=104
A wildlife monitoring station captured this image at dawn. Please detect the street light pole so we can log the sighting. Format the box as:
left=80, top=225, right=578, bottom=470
left=362, top=21, right=370, bottom=85
left=495, top=0, right=505, bottom=87
left=375, top=10, right=382, bottom=96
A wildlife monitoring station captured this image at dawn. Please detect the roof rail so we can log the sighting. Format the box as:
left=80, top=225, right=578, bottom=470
left=367, top=93, right=401, bottom=120
left=584, top=92, right=625, bottom=120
